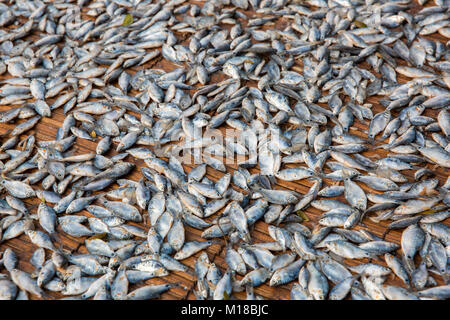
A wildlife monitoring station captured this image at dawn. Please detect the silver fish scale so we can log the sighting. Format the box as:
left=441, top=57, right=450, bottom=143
left=0, top=0, right=448, bottom=301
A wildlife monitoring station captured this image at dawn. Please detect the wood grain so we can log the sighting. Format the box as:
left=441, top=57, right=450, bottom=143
left=0, top=0, right=448, bottom=300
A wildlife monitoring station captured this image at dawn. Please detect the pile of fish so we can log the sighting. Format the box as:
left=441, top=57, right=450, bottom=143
left=0, top=0, right=449, bottom=300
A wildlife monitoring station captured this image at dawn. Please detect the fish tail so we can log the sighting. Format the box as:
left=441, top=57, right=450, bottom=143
left=381, top=228, right=390, bottom=240
left=373, top=144, right=389, bottom=150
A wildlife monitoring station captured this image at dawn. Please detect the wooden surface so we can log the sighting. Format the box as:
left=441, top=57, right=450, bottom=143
left=0, top=0, right=449, bottom=300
